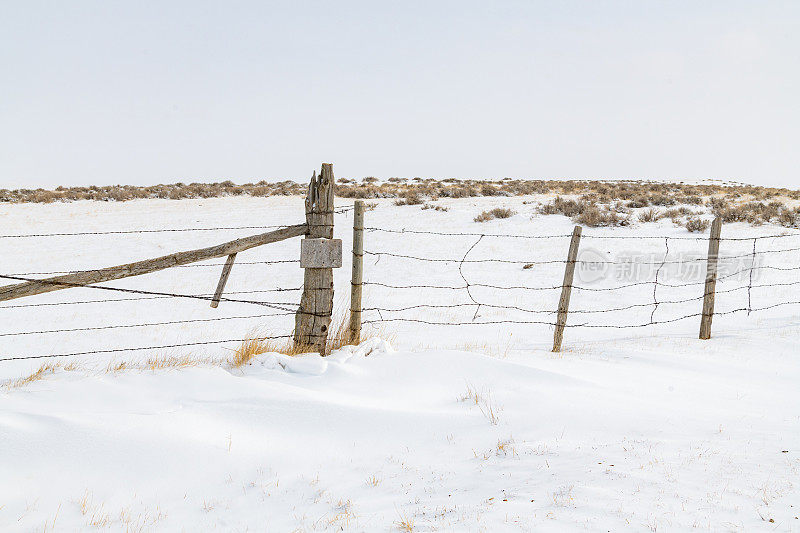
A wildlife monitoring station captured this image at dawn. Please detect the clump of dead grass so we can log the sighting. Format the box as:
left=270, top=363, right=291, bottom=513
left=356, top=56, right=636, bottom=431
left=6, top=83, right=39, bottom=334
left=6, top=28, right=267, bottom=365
left=495, top=436, right=518, bottom=457
left=574, top=205, right=630, bottom=227
left=4, top=314, right=370, bottom=390
left=4, top=362, right=60, bottom=390
left=394, top=510, right=416, bottom=532
left=638, top=207, right=662, bottom=223
left=474, top=207, right=516, bottom=222
left=539, top=196, right=630, bottom=227
left=230, top=311, right=362, bottom=368
left=394, top=191, right=424, bottom=206
left=684, top=217, right=710, bottom=233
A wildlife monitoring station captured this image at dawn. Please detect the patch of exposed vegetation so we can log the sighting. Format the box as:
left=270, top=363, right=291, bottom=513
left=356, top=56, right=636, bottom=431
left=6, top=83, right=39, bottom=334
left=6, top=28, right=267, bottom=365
left=4, top=177, right=799, bottom=229
left=474, top=207, right=516, bottom=222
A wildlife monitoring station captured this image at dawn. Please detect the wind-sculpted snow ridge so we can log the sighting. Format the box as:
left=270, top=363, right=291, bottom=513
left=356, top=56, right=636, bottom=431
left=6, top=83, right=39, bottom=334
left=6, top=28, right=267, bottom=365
left=1, top=336, right=798, bottom=531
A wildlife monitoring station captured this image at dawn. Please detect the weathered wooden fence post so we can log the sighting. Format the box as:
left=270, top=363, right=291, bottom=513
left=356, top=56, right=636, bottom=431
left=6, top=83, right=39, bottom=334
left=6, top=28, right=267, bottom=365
left=349, top=200, right=365, bottom=343
left=699, top=217, right=722, bottom=340
left=294, top=163, right=341, bottom=354
left=210, top=253, right=237, bottom=308
left=552, top=225, right=582, bottom=352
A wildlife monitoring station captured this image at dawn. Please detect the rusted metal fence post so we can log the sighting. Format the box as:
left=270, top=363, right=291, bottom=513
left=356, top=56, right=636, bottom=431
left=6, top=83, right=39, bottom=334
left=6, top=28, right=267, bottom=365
left=552, top=225, right=582, bottom=352
left=699, top=217, right=722, bottom=340
left=349, top=200, right=365, bottom=343
left=294, top=163, right=342, bottom=354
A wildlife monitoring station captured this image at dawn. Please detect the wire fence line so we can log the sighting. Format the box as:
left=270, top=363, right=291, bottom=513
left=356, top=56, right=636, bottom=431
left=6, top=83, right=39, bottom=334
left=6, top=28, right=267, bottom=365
left=0, top=263, right=306, bottom=362
left=7, top=260, right=300, bottom=277
left=0, top=204, right=358, bottom=364
left=0, top=311, right=296, bottom=338
left=360, top=302, right=800, bottom=330
left=0, top=335, right=295, bottom=362
left=363, top=226, right=800, bottom=242
left=359, top=224, right=800, bottom=335
left=0, top=207, right=355, bottom=240
left=363, top=245, right=800, bottom=266
left=0, top=274, right=301, bottom=310
left=0, top=287, right=304, bottom=309
left=3, top=208, right=800, bottom=363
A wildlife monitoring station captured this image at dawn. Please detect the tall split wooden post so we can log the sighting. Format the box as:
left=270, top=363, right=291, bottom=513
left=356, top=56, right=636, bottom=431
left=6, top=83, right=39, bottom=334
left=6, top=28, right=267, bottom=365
left=699, top=217, right=722, bottom=340
left=552, top=225, right=582, bottom=352
left=349, top=200, right=365, bottom=343
left=294, top=164, right=342, bottom=354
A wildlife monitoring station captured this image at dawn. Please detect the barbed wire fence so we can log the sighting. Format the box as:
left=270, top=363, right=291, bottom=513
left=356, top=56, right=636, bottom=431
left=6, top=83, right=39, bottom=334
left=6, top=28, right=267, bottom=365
left=4, top=198, right=800, bottom=364
left=0, top=204, right=354, bottom=364
left=352, top=220, right=800, bottom=351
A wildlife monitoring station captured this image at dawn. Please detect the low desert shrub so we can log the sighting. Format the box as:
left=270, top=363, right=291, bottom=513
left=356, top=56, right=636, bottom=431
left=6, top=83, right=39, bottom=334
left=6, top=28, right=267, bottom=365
left=394, top=191, right=423, bottom=206
left=638, top=208, right=662, bottom=223
left=474, top=207, right=516, bottom=222
left=421, top=203, right=448, bottom=212
left=575, top=206, right=629, bottom=227
left=684, top=217, right=710, bottom=233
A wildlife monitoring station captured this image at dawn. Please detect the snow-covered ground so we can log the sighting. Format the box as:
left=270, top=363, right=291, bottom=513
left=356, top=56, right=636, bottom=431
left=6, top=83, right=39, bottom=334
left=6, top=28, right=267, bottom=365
left=1, top=195, right=798, bottom=531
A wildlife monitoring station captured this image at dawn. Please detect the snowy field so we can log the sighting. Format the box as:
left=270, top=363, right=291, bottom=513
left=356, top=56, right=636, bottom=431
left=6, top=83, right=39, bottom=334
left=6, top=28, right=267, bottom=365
left=1, top=195, right=798, bottom=531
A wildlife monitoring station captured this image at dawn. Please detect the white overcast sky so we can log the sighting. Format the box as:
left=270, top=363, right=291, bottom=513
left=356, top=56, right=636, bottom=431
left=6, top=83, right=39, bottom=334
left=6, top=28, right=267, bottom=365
left=1, top=1, right=798, bottom=188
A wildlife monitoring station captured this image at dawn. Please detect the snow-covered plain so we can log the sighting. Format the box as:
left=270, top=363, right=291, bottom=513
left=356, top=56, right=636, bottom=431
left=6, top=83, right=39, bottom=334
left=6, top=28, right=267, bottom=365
left=1, top=195, right=798, bottom=531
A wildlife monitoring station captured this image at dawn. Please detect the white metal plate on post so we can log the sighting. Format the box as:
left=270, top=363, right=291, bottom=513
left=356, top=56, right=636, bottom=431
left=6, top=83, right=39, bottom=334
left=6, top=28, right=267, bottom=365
left=300, top=238, right=343, bottom=268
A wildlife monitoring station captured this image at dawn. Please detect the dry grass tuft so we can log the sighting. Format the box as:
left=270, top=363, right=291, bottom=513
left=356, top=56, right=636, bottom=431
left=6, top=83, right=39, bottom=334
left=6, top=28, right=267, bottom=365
left=230, top=311, right=360, bottom=368
left=479, top=394, right=501, bottom=425
left=459, top=383, right=501, bottom=425
left=540, top=196, right=630, bottom=227
left=144, top=354, right=216, bottom=371
left=458, top=382, right=484, bottom=405
left=638, top=207, right=662, bottom=223
left=106, top=361, right=127, bottom=373
left=684, top=217, right=710, bottom=233
left=394, top=191, right=424, bottom=206
left=229, top=338, right=308, bottom=367
left=496, top=436, right=518, bottom=457
left=474, top=207, right=516, bottom=222
left=4, top=363, right=60, bottom=390
left=421, top=203, right=448, bottom=212
left=574, top=205, right=630, bottom=227
left=394, top=511, right=416, bottom=532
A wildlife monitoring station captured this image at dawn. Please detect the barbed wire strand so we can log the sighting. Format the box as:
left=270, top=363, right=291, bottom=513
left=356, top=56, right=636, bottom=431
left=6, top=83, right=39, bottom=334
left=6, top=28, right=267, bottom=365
left=0, top=335, right=294, bottom=362
left=7, top=260, right=299, bottom=277
left=363, top=226, right=800, bottom=242
left=459, top=234, right=484, bottom=320
left=651, top=237, right=669, bottom=322
left=0, top=311, right=295, bottom=338
left=0, top=274, right=302, bottom=312
left=748, top=238, right=756, bottom=315
left=364, top=245, right=800, bottom=267
left=361, top=301, right=800, bottom=330
left=0, top=207, right=353, bottom=240
left=0, top=287, right=304, bottom=310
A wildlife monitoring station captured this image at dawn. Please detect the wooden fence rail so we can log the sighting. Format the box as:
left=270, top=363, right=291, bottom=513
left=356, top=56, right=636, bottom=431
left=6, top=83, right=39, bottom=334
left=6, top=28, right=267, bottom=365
left=0, top=224, right=307, bottom=303
left=0, top=163, right=346, bottom=355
